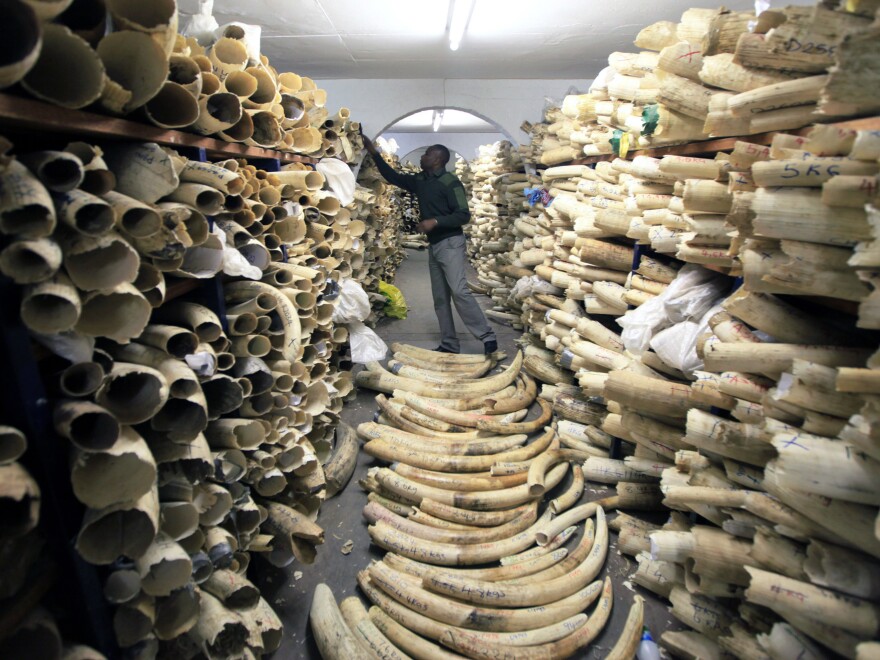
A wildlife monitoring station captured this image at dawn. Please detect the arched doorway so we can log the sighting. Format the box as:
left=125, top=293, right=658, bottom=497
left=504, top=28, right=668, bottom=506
left=377, top=106, right=509, bottom=166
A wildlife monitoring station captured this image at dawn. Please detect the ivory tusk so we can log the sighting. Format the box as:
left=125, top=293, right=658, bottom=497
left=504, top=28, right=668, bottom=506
left=394, top=463, right=528, bottom=493
left=418, top=499, right=532, bottom=528
left=369, top=508, right=561, bottom=566
left=391, top=342, right=505, bottom=364
left=550, top=465, right=584, bottom=514
left=385, top=548, right=569, bottom=584
left=363, top=427, right=554, bottom=474
left=202, top=568, right=260, bottom=610
left=368, top=607, right=464, bottom=660
left=399, top=391, right=524, bottom=428
left=310, top=583, right=365, bottom=660
left=390, top=352, right=500, bottom=374
left=527, top=449, right=592, bottom=497
left=23, top=24, right=105, bottom=110
left=225, top=281, right=302, bottom=362
left=499, top=518, right=596, bottom=587
left=19, top=150, right=84, bottom=193
left=54, top=188, right=115, bottom=236
left=358, top=423, right=527, bottom=456
left=190, top=589, right=248, bottom=658
left=501, top=525, right=578, bottom=566
left=0, top=1, right=41, bottom=89
left=0, top=160, right=56, bottom=239
left=535, top=497, right=618, bottom=546
left=357, top=352, right=523, bottom=398
left=745, top=565, right=880, bottom=638
left=804, top=539, right=880, bottom=600
left=0, top=461, right=40, bottom=538
left=373, top=462, right=566, bottom=510
left=70, top=425, right=156, bottom=509
left=377, top=396, right=491, bottom=439
left=95, top=362, right=168, bottom=424
left=605, top=595, right=645, bottom=660
left=424, top=510, right=606, bottom=608
left=361, top=568, right=599, bottom=653
left=406, top=510, right=481, bottom=531
left=439, top=577, right=613, bottom=659
left=0, top=425, right=26, bottom=466
left=364, top=500, right=538, bottom=546
left=75, top=282, right=151, bottom=343
left=368, top=560, right=600, bottom=633
left=76, top=486, right=159, bottom=564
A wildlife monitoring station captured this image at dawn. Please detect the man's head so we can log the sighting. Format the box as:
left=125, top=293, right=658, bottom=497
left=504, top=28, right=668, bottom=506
left=420, top=144, right=451, bottom=172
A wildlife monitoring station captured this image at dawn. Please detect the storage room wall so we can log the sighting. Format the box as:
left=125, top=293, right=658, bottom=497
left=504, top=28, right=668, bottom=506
left=382, top=132, right=506, bottom=164
left=319, top=79, right=594, bottom=143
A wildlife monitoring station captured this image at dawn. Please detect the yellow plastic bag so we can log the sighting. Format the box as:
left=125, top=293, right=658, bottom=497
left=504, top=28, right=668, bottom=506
left=379, top=281, right=408, bottom=319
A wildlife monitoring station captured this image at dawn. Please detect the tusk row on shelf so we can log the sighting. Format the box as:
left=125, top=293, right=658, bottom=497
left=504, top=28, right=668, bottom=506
left=464, top=124, right=880, bottom=656
left=462, top=97, right=880, bottom=660
left=355, top=154, right=408, bottom=304
left=456, top=4, right=880, bottom=654
left=0, top=126, right=396, bottom=655
left=522, top=1, right=878, bottom=167
left=311, top=344, right=661, bottom=659
left=3, top=0, right=363, bottom=161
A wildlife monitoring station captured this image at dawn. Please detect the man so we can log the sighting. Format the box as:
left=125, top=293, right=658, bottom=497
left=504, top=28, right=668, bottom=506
left=361, top=134, right=497, bottom=355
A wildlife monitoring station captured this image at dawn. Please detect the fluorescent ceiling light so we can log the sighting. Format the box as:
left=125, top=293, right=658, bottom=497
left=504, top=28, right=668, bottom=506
left=448, top=0, right=475, bottom=51
left=432, top=110, right=444, bottom=132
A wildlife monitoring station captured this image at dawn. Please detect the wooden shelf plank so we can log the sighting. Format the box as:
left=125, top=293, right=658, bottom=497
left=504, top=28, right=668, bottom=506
left=0, top=93, right=317, bottom=164
left=537, top=115, right=880, bottom=167
left=163, top=277, right=203, bottom=303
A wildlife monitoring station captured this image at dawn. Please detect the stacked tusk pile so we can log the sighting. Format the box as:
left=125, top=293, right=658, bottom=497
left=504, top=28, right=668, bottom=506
left=470, top=124, right=880, bottom=656
left=7, top=2, right=363, bottom=161
left=0, top=123, right=389, bottom=653
left=521, top=3, right=877, bottom=166
left=462, top=141, right=533, bottom=329
left=459, top=4, right=880, bottom=657
left=310, top=343, right=662, bottom=659
left=355, top=153, right=408, bottom=311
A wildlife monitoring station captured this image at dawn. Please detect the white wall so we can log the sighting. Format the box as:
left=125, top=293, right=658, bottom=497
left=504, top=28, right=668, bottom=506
left=318, top=79, right=592, bottom=144
left=382, top=132, right=506, bottom=163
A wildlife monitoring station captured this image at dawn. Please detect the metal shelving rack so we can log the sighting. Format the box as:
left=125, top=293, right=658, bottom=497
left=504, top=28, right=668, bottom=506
left=0, top=98, right=311, bottom=656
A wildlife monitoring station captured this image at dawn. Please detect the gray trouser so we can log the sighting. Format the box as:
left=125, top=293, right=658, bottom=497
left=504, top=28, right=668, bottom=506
left=428, top=233, right=496, bottom=352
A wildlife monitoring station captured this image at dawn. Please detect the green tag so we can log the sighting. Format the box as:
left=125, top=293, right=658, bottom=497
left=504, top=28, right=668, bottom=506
left=610, top=129, right=623, bottom=156
left=642, top=105, right=660, bottom=136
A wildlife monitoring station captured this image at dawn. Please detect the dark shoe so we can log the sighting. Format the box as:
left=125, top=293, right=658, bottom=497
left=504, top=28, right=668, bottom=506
left=434, top=346, right=460, bottom=354
left=483, top=340, right=498, bottom=355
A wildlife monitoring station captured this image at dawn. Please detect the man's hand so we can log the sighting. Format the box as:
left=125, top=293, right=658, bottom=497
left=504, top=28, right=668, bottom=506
left=360, top=126, right=379, bottom=156
left=417, top=219, right=438, bottom=233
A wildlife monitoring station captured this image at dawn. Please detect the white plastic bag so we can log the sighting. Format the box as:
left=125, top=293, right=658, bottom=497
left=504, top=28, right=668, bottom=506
left=651, top=303, right=725, bottom=377
left=618, top=264, right=728, bottom=355
left=181, top=0, right=220, bottom=46
left=332, top=279, right=371, bottom=324
left=349, top=321, right=387, bottom=363
left=317, top=158, right=356, bottom=207
left=214, top=225, right=262, bottom=280
left=510, top=275, right=563, bottom=301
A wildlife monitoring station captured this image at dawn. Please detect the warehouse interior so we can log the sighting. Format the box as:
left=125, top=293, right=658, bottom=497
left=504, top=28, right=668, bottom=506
left=0, top=0, right=879, bottom=659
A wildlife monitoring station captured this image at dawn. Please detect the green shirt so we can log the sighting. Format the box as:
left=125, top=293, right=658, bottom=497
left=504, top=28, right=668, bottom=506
left=372, top=156, right=470, bottom=244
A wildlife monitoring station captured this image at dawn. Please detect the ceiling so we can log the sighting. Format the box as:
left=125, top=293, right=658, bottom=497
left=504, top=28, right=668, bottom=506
left=178, top=0, right=765, bottom=81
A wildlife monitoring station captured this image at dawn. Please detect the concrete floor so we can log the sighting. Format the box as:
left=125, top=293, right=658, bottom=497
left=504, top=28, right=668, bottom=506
left=254, top=248, right=680, bottom=659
